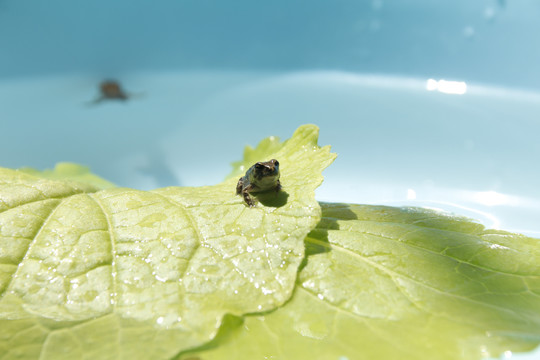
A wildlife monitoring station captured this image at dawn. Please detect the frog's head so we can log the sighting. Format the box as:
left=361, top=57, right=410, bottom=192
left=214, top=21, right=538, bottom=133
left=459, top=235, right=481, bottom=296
left=248, top=159, right=280, bottom=192
left=254, top=159, right=279, bottom=178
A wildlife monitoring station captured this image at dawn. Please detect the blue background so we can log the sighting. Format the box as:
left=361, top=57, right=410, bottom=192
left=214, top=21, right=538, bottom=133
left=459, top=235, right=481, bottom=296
left=1, top=0, right=539, bottom=88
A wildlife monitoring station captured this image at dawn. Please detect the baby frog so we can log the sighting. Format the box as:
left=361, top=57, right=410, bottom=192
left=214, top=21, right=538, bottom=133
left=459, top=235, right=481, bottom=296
left=236, top=159, right=281, bottom=207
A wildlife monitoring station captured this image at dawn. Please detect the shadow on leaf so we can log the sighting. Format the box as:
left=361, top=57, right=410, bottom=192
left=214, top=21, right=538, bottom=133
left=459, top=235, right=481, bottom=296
left=256, top=190, right=289, bottom=208
left=298, top=202, right=358, bottom=272
left=174, top=314, right=243, bottom=360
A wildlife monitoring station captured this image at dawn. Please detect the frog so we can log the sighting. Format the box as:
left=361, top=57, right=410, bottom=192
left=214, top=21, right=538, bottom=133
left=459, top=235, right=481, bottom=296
left=88, top=80, right=131, bottom=105
left=236, top=159, right=281, bottom=207
left=96, top=80, right=129, bottom=102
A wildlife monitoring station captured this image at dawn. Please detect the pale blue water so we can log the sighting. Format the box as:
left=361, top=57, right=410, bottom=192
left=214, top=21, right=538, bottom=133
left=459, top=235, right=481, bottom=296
left=1, top=1, right=540, bottom=359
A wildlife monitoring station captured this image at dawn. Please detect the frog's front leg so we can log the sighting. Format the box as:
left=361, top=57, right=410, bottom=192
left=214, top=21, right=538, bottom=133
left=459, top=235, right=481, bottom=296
left=242, top=191, right=255, bottom=207
left=242, top=183, right=258, bottom=207
left=275, top=179, right=282, bottom=192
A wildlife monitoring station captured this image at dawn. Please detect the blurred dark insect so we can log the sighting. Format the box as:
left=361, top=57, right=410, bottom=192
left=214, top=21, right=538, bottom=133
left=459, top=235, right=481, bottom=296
left=89, top=80, right=130, bottom=104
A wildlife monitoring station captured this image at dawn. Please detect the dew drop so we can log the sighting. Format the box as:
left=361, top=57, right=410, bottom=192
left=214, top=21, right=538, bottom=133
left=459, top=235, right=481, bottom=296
left=261, top=287, right=274, bottom=295
left=480, top=346, right=489, bottom=357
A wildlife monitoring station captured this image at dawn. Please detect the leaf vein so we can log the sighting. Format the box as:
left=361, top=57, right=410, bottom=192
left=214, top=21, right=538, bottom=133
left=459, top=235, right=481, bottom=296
left=2, top=198, right=64, bottom=297
left=315, top=235, right=528, bottom=321
left=343, top=225, right=536, bottom=278
left=89, top=194, right=118, bottom=312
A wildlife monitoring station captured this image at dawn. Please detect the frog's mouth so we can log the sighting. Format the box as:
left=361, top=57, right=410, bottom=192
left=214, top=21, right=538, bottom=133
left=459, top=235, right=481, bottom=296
left=263, top=166, right=279, bottom=176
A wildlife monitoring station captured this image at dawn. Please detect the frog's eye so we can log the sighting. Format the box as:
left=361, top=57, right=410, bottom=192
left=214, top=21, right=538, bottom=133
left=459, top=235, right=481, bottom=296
left=274, top=160, right=279, bottom=167
left=255, top=163, right=264, bottom=169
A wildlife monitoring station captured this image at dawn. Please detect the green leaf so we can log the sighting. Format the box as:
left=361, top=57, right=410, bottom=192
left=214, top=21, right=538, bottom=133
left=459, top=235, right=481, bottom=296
left=187, top=203, right=540, bottom=360
left=18, top=162, right=116, bottom=190
left=0, top=125, right=336, bottom=359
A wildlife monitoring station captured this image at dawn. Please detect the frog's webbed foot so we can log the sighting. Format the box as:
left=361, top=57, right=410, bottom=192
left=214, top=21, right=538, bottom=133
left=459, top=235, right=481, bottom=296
left=243, top=191, right=256, bottom=207
left=85, top=96, right=105, bottom=106
left=240, top=183, right=258, bottom=207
